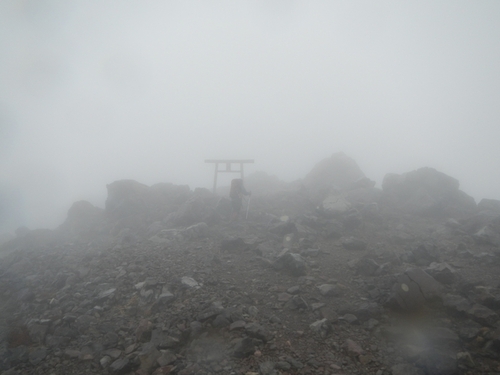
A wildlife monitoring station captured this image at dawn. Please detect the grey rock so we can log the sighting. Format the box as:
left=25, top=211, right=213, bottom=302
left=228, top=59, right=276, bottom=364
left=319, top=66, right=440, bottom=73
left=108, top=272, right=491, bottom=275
left=231, top=337, right=256, bottom=358
left=416, top=349, right=457, bottom=375
left=391, top=363, right=425, bottom=375
left=340, top=314, right=358, bottom=324
left=285, top=356, right=304, bottom=369
left=181, top=276, right=200, bottom=289
left=341, top=237, right=367, bottom=251
left=157, top=350, right=176, bottom=366
left=317, top=284, right=341, bottom=297
left=287, top=285, right=300, bottom=294
left=442, top=294, right=471, bottom=314
left=100, top=355, right=112, bottom=368
left=274, top=252, right=306, bottom=276
left=259, top=361, right=277, bottom=375
left=150, top=329, right=179, bottom=349
left=275, top=361, right=292, bottom=370
left=27, top=323, right=48, bottom=345
left=389, top=268, right=442, bottom=310
left=28, top=347, right=47, bottom=366
left=245, top=323, right=273, bottom=342
left=426, top=262, right=457, bottom=284
left=350, top=257, right=380, bottom=276
left=139, top=342, right=161, bottom=371
left=478, top=198, right=500, bottom=213
left=309, top=318, right=331, bottom=337
left=456, top=352, right=475, bottom=368
left=109, top=358, right=131, bottom=374
left=467, top=303, right=498, bottom=326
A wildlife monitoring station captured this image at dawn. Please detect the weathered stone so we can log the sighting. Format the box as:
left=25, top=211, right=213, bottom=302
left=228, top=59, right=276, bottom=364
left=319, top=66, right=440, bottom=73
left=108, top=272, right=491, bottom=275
left=273, top=252, right=306, bottom=276
left=345, top=339, right=364, bottom=357
left=100, top=355, right=112, bottom=368
left=381, top=167, right=476, bottom=218
left=150, top=329, right=179, bottom=349
left=181, top=276, right=200, bottom=289
left=27, top=323, right=48, bottom=345
left=426, top=262, right=457, bottom=285
left=139, top=342, right=161, bottom=371
left=467, top=304, right=498, bottom=326
left=391, top=363, right=425, bottom=375
left=309, top=319, right=331, bottom=337
left=109, top=358, right=131, bottom=374
left=245, top=323, right=273, bottom=342
left=478, top=198, right=500, bottom=213
left=157, top=350, right=176, bottom=367
left=416, top=349, right=457, bottom=375
left=28, top=347, right=47, bottom=366
left=456, top=352, right=475, bottom=368
left=231, top=337, right=256, bottom=358
left=259, top=361, right=277, bottom=375
left=317, top=284, right=341, bottom=297
left=350, top=257, right=380, bottom=276
left=442, top=294, right=471, bottom=314
left=341, top=237, right=367, bottom=251
left=322, top=195, right=351, bottom=215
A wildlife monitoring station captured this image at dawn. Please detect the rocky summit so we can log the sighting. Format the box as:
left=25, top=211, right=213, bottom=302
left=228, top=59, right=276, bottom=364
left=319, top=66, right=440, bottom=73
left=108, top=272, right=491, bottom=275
left=1, top=154, right=500, bottom=375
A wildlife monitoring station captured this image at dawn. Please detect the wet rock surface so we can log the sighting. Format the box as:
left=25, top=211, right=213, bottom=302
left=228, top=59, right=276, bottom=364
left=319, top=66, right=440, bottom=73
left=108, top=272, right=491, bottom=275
left=2, top=160, right=500, bottom=374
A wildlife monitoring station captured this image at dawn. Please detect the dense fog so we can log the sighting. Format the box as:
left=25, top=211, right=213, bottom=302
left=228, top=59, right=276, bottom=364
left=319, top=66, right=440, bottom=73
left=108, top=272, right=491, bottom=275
left=1, top=1, right=500, bottom=232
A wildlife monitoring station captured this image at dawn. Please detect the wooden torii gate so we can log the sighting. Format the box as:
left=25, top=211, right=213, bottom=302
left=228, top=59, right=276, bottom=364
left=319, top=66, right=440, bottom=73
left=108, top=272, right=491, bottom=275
left=205, top=159, right=254, bottom=194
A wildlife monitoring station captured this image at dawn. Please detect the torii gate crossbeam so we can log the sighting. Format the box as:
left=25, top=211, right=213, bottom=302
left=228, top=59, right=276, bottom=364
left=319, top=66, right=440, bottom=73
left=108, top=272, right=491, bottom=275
left=205, top=159, right=254, bottom=194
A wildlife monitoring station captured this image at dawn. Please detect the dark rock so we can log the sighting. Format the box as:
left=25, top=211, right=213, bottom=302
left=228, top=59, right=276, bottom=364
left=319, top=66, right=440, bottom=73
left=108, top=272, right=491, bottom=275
left=389, top=268, right=442, bottom=310
left=109, top=358, right=131, bottom=374
left=139, top=342, right=161, bottom=372
left=425, top=262, right=457, bottom=285
left=28, top=347, right=47, bottom=366
left=220, top=237, right=247, bottom=252
left=345, top=339, right=364, bottom=357
left=317, top=284, right=341, bottom=297
left=349, top=257, right=380, bottom=276
left=245, top=323, right=273, bottom=342
left=478, top=198, right=500, bottom=213
left=309, top=319, right=331, bottom=337
left=391, top=363, right=425, bottom=375
left=442, top=294, right=471, bottom=315
left=416, top=349, right=458, bottom=375
left=157, top=350, right=176, bottom=366
left=341, top=237, right=367, bottom=251
left=273, top=252, right=306, bottom=276
left=467, top=304, right=498, bottom=326
left=231, top=337, right=257, bottom=358
left=150, top=329, right=179, bottom=349
left=58, top=200, right=104, bottom=236
left=407, top=242, right=440, bottom=267
left=382, top=167, right=476, bottom=218
left=259, top=361, right=277, bottom=375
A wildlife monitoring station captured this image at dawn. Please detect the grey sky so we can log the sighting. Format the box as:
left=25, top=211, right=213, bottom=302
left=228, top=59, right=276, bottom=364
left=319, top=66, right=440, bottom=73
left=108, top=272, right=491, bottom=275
left=1, top=1, right=500, bottom=230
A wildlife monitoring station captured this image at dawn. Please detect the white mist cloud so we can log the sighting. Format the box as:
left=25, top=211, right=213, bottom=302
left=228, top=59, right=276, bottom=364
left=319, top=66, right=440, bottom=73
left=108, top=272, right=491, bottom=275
left=1, top=0, right=499, bottom=230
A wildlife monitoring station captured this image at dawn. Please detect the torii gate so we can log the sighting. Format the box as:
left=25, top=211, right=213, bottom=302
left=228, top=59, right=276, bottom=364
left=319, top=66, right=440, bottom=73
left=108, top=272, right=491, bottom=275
left=205, top=159, right=254, bottom=194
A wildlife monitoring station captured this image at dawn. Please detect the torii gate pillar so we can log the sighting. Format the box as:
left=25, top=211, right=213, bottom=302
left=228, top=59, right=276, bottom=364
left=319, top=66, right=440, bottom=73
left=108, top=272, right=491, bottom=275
left=205, top=159, right=255, bottom=194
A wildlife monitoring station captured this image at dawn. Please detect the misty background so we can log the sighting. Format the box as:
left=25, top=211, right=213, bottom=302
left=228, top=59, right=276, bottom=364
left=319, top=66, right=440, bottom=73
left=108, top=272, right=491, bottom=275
left=1, top=1, right=499, bottom=233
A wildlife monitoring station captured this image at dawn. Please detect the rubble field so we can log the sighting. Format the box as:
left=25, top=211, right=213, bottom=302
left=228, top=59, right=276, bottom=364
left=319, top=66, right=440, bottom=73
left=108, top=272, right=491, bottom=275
left=2, top=153, right=500, bottom=375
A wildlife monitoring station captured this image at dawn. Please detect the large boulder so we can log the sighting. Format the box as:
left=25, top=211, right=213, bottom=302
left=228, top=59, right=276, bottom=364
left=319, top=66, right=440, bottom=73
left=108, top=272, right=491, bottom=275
left=381, top=167, right=476, bottom=218
left=303, top=153, right=366, bottom=203
left=478, top=198, right=500, bottom=214
left=58, top=200, right=104, bottom=236
left=105, top=180, right=150, bottom=217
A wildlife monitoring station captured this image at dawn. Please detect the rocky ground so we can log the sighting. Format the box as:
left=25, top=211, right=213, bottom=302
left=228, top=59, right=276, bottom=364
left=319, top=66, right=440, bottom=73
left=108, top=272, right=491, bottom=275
left=1, top=154, right=500, bottom=375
